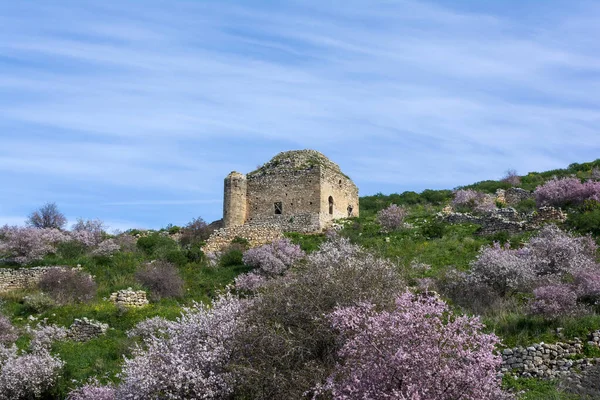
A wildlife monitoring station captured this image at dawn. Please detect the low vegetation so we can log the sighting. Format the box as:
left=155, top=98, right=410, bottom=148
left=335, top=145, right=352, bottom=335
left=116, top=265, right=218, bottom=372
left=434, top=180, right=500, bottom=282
left=0, top=159, right=599, bottom=399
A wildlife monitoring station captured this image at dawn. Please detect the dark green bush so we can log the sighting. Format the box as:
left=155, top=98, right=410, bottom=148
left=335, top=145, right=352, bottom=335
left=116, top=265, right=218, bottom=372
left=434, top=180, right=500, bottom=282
left=164, top=249, right=188, bottom=267
left=185, top=243, right=204, bottom=263
left=136, top=233, right=178, bottom=258
left=219, top=248, right=244, bottom=267
left=514, top=198, right=537, bottom=213
left=567, top=202, right=600, bottom=236
left=56, top=241, right=87, bottom=260
left=420, top=220, right=446, bottom=239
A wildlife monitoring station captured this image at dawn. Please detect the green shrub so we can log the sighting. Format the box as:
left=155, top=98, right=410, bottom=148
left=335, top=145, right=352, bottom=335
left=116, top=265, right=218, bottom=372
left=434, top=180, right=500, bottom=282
left=567, top=200, right=600, bottom=236
left=231, top=236, right=250, bottom=249
left=515, top=198, right=537, bottom=213
left=420, top=220, right=446, bottom=239
left=164, top=249, right=188, bottom=267
left=220, top=248, right=244, bottom=267
left=23, top=292, right=56, bottom=313
left=185, top=243, right=204, bottom=263
left=56, top=241, right=87, bottom=260
left=136, top=233, right=178, bottom=258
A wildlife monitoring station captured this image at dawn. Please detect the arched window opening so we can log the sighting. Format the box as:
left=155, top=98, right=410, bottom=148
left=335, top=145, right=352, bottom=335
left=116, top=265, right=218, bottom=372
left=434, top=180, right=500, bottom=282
left=328, top=196, right=334, bottom=215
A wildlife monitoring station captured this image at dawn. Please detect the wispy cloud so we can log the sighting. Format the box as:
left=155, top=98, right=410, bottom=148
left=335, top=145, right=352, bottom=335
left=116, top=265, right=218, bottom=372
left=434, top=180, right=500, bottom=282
left=1, top=0, right=599, bottom=227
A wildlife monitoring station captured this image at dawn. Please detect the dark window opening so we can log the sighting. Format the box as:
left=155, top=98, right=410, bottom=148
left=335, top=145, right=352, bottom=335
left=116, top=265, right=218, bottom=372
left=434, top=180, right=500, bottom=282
left=274, top=202, right=283, bottom=215
left=339, top=179, right=342, bottom=184
left=328, top=196, right=334, bottom=215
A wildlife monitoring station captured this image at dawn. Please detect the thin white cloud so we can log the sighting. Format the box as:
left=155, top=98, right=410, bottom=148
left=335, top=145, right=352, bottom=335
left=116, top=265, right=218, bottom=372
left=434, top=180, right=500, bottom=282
left=0, top=0, right=599, bottom=227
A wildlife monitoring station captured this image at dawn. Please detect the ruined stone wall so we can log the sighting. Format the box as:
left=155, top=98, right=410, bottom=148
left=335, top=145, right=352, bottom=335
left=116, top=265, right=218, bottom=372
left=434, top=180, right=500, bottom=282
left=109, top=288, right=149, bottom=307
left=0, top=266, right=69, bottom=292
left=246, top=167, right=322, bottom=230
left=319, top=167, right=359, bottom=226
left=203, top=225, right=284, bottom=253
left=440, top=206, right=567, bottom=236
left=67, top=317, right=109, bottom=342
left=501, top=331, right=600, bottom=379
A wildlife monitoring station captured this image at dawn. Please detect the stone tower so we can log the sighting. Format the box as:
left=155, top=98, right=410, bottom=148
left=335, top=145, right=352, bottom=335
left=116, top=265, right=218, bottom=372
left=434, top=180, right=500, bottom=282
left=223, top=171, right=247, bottom=227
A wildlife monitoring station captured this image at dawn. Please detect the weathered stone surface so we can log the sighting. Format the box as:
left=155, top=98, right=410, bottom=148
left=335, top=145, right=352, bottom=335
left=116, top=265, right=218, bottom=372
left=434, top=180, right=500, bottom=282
left=440, top=206, right=567, bottom=236
left=0, top=266, right=70, bottom=292
left=67, top=317, right=108, bottom=342
left=504, top=188, right=535, bottom=205
left=202, top=225, right=284, bottom=254
left=109, top=288, right=148, bottom=307
left=500, top=333, right=600, bottom=379
left=222, top=150, right=359, bottom=232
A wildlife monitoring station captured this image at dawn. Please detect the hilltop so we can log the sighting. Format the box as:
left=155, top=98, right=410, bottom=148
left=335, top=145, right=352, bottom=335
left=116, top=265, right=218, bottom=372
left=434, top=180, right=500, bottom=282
left=0, top=158, right=599, bottom=399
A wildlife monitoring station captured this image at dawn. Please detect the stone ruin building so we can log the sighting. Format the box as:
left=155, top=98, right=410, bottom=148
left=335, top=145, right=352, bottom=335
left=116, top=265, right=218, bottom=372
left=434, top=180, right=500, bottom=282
left=203, top=150, right=359, bottom=252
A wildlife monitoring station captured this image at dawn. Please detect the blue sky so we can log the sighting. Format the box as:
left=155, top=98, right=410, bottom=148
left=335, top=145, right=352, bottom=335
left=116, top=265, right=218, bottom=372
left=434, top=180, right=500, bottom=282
left=1, top=0, right=599, bottom=231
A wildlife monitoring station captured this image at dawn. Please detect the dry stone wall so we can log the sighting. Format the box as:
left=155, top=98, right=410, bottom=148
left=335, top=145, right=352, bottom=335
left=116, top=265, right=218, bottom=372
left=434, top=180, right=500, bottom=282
left=0, top=266, right=70, bottom=292
left=109, top=288, right=149, bottom=307
left=203, top=225, right=284, bottom=253
left=501, top=331, right=600, bottom=378
left=67, top=317, right=109, bottom=342
left=440, top=206, right=567, bottom=235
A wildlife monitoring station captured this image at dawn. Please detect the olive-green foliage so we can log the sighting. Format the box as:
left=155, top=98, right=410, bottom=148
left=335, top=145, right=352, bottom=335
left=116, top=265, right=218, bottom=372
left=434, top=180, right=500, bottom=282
left=567, top=200, right=600, bottom=237
left=515, top=198, right=537, bottom=213
left=360, top=189, right=452, bottom=217
left=460, top=179, right=513, bottom=194
left=284, top=232, right=326, bottom=253
left=136, top=233, right=179, bottom=259
left=56, top=240, right=87, bottom=260
left=503, top=377, right=579, bottom=400
left=220, top=248, right=244, bottom=267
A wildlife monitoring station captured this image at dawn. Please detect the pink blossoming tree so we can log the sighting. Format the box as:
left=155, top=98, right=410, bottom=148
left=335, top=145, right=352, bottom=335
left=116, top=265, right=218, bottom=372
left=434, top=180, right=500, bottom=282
left=324, top=292, right=508, bottom=400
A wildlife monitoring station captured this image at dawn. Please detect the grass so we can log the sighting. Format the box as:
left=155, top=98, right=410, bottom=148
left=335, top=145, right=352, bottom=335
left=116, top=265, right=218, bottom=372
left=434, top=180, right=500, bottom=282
left=2, top=165, right=600, bottom=398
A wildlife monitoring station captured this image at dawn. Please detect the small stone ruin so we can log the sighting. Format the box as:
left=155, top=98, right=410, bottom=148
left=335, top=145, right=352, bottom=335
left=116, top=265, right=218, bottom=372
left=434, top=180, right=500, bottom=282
left=67, top=317, right=109, bottom=342
left=109, top=288, right=149, bottom=307
left=500, top=331, right=600, bottom=379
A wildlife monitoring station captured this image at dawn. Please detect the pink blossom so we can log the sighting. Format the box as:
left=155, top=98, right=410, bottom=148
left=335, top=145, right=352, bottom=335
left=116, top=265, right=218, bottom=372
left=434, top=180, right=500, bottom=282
left=324, top=292, right=508, bottom=400
left=234, top=272, right=268, bottom=291
left=242, top=239, right=305, bottom=276
left=529, top=284, right=580, bottom=319
left=377, top=204, right=408, bottom=231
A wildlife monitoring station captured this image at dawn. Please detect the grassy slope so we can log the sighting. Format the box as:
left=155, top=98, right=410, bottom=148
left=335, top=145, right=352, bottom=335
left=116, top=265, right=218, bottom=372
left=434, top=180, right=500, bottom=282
left=1, top=158, right=599, bottom=399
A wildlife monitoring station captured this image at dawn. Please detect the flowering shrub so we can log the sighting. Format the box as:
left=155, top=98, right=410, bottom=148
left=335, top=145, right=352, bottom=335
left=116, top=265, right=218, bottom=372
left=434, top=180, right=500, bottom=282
left=242, top=239, right=305, bottom=276
left=231, top=238, right=405, bottom=399
left=535, top=177, right=600, bottom=207
left=376, top=204, right=408, bottom=231
left=38, top=268, right=97, bottom=304
left=0, top=315, right=17, bottom=345
left=26, top=202, right=67, bottom=229
left=117, top=293, right=249, bottom=399
left=0, top=226, right=58, bottom=265
left=0, top=322, right=66, bottom=399
left=529, top=284, right=580, bottom=319
left=324, top=293, right=507, bottom=400
left=91, top=239, right=120, bottom=257
left=26, top=323, right=68, bottom=352
left=470, top=226, right=597, bottom=296
left=502, top=169, right=521, bottom=186
left=470, top=242, right=534, bottom=295
left=527, top=224, right=597, bottom=277
left=127, top=316, right=176, bottom=341
left=0, top=345, right=64, bottom=400
left=234, top=272, right=267, bottom=292
left=452, top=189, right=496, bottom=213
left=71, top=218, right=105, bottom=247
left=66, top=382, right=116, bottom=400
left=135, top=261, right=184, bottom=301
left=573, top=269, right=600, bottom=305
